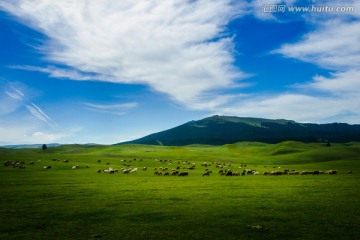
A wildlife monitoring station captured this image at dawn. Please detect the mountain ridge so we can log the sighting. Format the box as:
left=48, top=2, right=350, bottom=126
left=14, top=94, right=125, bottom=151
left=119, top=115, right=360, bottom=146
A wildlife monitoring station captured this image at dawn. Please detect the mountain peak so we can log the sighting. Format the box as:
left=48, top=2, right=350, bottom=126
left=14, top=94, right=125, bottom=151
left=197, top=115, right=296, bottom=127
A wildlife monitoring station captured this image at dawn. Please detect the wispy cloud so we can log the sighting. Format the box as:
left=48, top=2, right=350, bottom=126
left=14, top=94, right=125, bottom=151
left=256, top=0, right=360, bottom=123
left=26, top=103, right=52, bottom=123
left=10, top=65, right=112, bottom=81
left=275, top=0, right=360, bottom=71
left=2, top=0, right=359, bottom=125
left=215, top=93, right=360, bottom=124
left=5, top=85, right=25, bottom=100
left=1, top=0, right=248, bottom=109
left=0, top=83, right=69, bottom=144
left=296, top=70, right=360, bottom=95
left=0, top=80, right=27, bottom=115
left=84, top=102, right=138, bottom=115
left=0, top=79, right=59, bottom=130
left=276, top=20, right=360, bottom=70
left=0, top=122, right=70, bottom=145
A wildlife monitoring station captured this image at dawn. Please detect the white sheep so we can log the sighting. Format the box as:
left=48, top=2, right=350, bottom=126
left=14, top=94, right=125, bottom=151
left=130, top=168, right=138, bottom=173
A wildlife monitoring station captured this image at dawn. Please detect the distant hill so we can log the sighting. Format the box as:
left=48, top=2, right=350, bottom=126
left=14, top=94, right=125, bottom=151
left=119, top=115, right=360, bottom=146
left=1, top=143, right=63, bottom=149
left=0, top=143, right=102, bottom=149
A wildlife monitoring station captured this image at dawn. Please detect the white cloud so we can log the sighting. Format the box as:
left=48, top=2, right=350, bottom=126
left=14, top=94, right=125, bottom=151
left=26, top=103, right=52, bottom=123
left=5, top=85, right=25, bottom=100
left=261, top=0, right=360, bottom=123
left=276, top=20, right=360, bottom=70
left=275, top=0, right=360, bottom=71
left=11, top=65, right=111, bottom=81
left=0, top=80, right=59, bottom=131
left=298, top=70, right=360, bottom=95
left=84, top=102, right=138, bottom=115
left=216, top=93, right=360, bottom=124
left=2, top=0, right=359, bottom=127
left=0, top=81, right=26, bottom=115
left=0, top=123, right=69, bottom=145
left=1, top=0, right=248, bottom=109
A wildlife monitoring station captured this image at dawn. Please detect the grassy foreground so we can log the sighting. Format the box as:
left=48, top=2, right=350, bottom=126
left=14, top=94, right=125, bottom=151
left=0, top=141, right=359, bottom=240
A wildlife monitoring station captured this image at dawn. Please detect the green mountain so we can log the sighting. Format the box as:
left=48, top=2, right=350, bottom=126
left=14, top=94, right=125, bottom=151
left=120, top=115, right=360, bottom=145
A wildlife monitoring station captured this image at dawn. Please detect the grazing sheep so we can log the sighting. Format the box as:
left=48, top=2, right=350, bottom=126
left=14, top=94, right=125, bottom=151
left=13, top=162, right=20, bottom=168
left=203, top=172, right=210, bottom=176
left=44, top=166, right=51, bottom=169
left=72, top=165, right=78, bottom=170
left=103, top=167, right=114, bottom=173
left=97, top=170, right=102, bottom=173
left=3, top=160, right=12, bottom=167
left=164, top=172, right=170, bottom=176
left=178, top=172, right=189, bottom=176
left=326, top=170, right=337, bottom=175
left=130, top=168, right=138, bottom=173
left=143, top=167, right=147, bottom=171
left=246, top=169, right=255, bottom=174
left=171, top=171, right=179, bottom=176
left=253, top=172, right=259, bottom=175
left=270, top=171, right=282, bottom=176
left=29, top=161, right=35, bottom=165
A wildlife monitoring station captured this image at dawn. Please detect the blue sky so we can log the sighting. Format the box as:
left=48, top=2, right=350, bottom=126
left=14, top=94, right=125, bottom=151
left=0, top=0, right=359, bottom=145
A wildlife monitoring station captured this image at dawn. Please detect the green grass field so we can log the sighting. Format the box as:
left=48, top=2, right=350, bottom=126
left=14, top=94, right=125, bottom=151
left=1, top=142, right=359, bottom=239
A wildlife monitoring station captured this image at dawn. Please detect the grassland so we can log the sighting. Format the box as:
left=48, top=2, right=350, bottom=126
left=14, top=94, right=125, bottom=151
left=0, top=141, right=359, bottom=239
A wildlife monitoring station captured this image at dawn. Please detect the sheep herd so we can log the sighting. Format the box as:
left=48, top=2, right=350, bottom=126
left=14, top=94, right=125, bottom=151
left=2, top=158, right=349, bottom=178
left=95, top=159, right=344, bottom=177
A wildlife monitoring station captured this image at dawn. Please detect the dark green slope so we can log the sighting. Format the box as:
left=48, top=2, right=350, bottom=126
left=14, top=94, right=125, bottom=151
left=120, top=115, right=360, bottom=146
